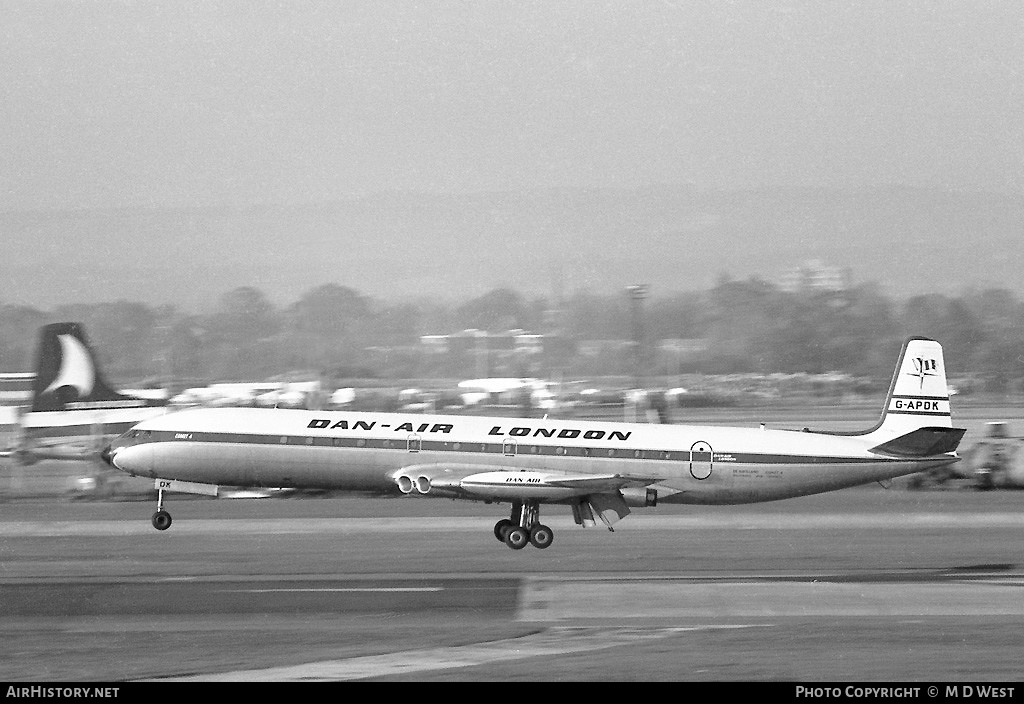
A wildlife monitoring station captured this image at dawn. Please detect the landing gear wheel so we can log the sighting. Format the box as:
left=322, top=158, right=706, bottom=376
left=504, top=527, right=529, bottom=550
left=529, top=524, right=553, bottom=549
left=152, top=510, right=172, bottom=531
left=494, top=519, right=514, bottom=542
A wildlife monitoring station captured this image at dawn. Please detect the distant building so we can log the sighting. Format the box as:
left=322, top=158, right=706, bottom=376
left=576, top=339, right=633, bottom=357
left=420, top=329, right=546, bottom=355
left=418, top=329, right=559, bottom=377
left=778, top=259, right=852, bottom=293
left=419, top=335, right=450, bottom=355
left=657, top=338, right=710, bottom=360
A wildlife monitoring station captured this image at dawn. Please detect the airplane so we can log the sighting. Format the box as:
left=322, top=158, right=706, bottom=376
left=104, top=337, right=965, bottom=550
left=909, top=421, right=1024, bottom=491
left=1, top=322, right=169, bottom=465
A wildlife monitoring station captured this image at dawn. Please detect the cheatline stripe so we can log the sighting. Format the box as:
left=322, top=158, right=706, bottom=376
left=216, top=587, right=444, bottom=593
left=116, top=431, right=941, bottom=466
left=885, top=410, right=951, bottom=417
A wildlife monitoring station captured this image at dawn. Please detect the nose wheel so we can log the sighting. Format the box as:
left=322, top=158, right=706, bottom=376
left=150, top=487, right=172, bottom=530
left=494, top=500, right=553, bottom=550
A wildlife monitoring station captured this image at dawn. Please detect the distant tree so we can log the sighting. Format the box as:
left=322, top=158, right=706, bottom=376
left=824, top=285, right=900, bottom=378
left=49, top=301, right=158, bottom=381
left=165, top=316, right=208, bottom=388
left=5, top=280, right=1022, bottom=390
left=705, top=277, right=780, bottom=373
left=959, top=288, right=1024, bottom=392
left=282, top=284, right=372, bottom=370
left=899, top=294, right=983, bottom=376
left=208, top=287, right=280, bottom=378
left=0, top=305, right=49, bottom=371
left=287, top=284, right=370, bottom=337
left=213, top=287, right=279, bottom=344
left=365, top=302, right=422, bottom=347
left=454, top=288, right=528, bottom=332
left=647, top=292, right=709, bottom=342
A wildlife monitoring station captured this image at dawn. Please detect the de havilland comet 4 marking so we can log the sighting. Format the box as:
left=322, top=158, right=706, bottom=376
left=104, top=337, right=965, bottom=550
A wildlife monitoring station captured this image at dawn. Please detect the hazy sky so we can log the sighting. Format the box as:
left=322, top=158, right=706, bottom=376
left=2, top=0, right=1022, bottom=213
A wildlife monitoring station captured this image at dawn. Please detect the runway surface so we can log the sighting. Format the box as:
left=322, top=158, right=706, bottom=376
left=2, top=486, right=1024, bottom=682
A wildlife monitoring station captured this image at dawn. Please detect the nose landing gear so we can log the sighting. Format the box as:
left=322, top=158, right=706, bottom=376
left=151, top=486, right=172, bottom=530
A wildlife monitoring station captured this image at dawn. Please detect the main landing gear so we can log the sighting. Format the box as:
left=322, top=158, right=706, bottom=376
left=152, top=486, right=172, bottom=531
left=494, top=500, right=553, bottom=550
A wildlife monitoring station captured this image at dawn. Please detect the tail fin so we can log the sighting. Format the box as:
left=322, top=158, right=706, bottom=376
left=875, top=336, right=954, bottom=437
left=30, top=323, right=165, bottom=412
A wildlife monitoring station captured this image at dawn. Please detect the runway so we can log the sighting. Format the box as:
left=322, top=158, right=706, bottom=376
left=2, top=487, right=1024, bottom=682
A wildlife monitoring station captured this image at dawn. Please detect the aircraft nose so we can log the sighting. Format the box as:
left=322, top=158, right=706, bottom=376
left=99, top=444, right=115, bottom=467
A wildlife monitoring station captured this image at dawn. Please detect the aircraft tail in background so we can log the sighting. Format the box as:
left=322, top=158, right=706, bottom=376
left=30, top=322, right=166, bottom=413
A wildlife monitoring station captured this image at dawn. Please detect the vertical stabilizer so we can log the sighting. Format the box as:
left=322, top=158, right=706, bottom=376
left=30, top=323, right=164, bottom=412
left=876, top=337, right=953, bottom=437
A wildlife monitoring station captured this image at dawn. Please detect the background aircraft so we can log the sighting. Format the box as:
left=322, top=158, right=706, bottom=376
left=0, top=322, right=169, bottom=466
left=909, top=421, right=1024, bottom=490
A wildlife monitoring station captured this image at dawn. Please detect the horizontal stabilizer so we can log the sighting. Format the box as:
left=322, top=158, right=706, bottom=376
left=869, top=426, right=966, bottom=457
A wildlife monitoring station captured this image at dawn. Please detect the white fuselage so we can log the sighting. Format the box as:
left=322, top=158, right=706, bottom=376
left=108, top=407, right=959, bottom=505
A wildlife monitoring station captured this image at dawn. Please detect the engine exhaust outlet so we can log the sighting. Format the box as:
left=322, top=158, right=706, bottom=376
left=396, top=475, right=414, bottom=494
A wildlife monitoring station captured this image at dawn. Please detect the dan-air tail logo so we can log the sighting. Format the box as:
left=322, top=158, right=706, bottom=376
left=908, top=357, right=938, bottom=390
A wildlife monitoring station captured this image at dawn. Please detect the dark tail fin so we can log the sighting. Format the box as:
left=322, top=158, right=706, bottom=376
left=30, top=323, right=165, bottom=412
